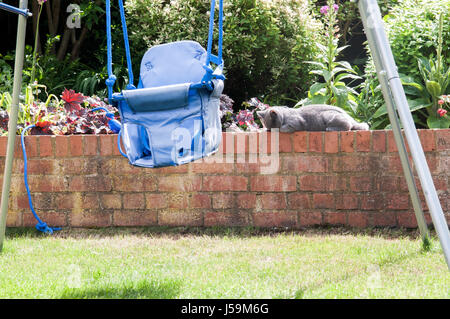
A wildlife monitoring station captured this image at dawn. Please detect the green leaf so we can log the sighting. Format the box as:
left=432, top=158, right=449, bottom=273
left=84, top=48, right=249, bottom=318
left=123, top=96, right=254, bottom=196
left=309, top=83, right=327, bottom=95
left=425, top=80, right=441, bottom=97
left=427, top=116, right=450, bottom=129
left=310, top=94, right=329, bottom=105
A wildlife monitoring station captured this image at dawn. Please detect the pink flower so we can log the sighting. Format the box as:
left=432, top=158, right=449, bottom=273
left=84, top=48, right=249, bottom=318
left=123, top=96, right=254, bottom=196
left=320, top=5, right=329, bottom=14
left=437, top=108, right=447, bottom=117
left=438, top=99, right=444, bottom=105
left=37, top=0, right=47, bottom=5
left=333, top=4, right=339, bottom=12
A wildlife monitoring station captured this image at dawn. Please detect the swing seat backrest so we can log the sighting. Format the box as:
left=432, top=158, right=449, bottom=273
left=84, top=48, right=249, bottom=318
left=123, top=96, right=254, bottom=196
left=117, top=40, right=223, bottom=168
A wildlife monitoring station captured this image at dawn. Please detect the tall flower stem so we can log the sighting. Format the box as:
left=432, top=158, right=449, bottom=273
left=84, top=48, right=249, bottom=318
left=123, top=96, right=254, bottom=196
left=30, top=3, right=44, bottom=85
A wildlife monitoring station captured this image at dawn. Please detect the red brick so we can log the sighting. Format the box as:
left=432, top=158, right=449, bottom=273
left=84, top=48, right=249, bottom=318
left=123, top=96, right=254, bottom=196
left=55, top=136, right=70, bottom=157
left=371, top=212, right=397, bottom=227
left=313, top=194, right=334, bottom=209
left=309, top=132, right=323, bottom=152
left=283, top=155, right=329, bottom=173
left=361, top=194, right=384, bottom=210
left=205, top=211, right=249, bottom=227
left=387, top=130, right=408, bottom=153
left=166, top=193, right=188, bottom=209
left=113, top=210, right=157, bottom=226
left=158, top=176, right=202, bottom=192
left=234, top=132, right=247, bottom=154
left=336, top=194, right=358, bottom=210
left=234, top=161, right=261, bottom=174
left=212, top=193, right=235, bottom=209
left=70, top=210, right=111, bottom=227
left=356, top=130, right=371, bottom=152
left=23, top=212, right=66, bottom=227
left=60, top=158, right=97, bottom=175
left=123, top=193, right=145, bottom=209
left=156, top=165, right=189, bottom=174
left=349, top=176, right=374, bottom=192
left=23, top=135, right=39, bottom=158
left=396, top=212, right=418, bottom=228
left=252, top=211, right=297, bottom=228
left=190, top=160, right=234, bottom=174
left=378, top=176, right=399, bottom=192
left=82, top=193, right=99, bottom=209
left=323, top=212, right=346, bottom=225
left=385, top=193, right=410, bottom=210
left=382, top=155, right=403, bottom=173
left=435, top=129, right=450, bottom=150
left=299, top=211, right=322, bottom=226
left=39, top=136, right=53, bottom=157
left=84, top=135, right=98, bottom=156
left=158, top=210, right=203, bottom=226
left=101, top=194, right=122, bottom=209
left=418, top=130, right=435, bottom=152
left=99, top=135, right=114, bottom=156
left=189, top=194, right=211, bottom=209
left=324, top=131, right=338, bottom=153
left=259, top=193, right=287, bottom=210
left=113, top=176, right=156, bottom=192
left=372, top=130, right=386, bottom=152
left=293, top=132, right=307, bottom=152
left=236, top=193, right=257, bottom=209
left=0, top=137, right=7, bottom=156
left=340, top=131, right=354, bottom=152
left=203, top=176, right=247, bottom=191
left=287, top=193, right=311, bottom=209
left=70, top=135, right=83, bottom=156
left=69, top=176, right=112, bottom=192
left=6, top=211, right=21, bottom=227
left=279, top=133, right=292, bottom=153
left=28, top=175, right=66, bottom=192
left=334, top=155, right=380, bottom=172
left=347, top=212, right=368, bottom=227
left=250, top=176, right=296, bottom=192
left=299, top=175, right=335, bottom=191
left=146, top=193, right=168, bottom=209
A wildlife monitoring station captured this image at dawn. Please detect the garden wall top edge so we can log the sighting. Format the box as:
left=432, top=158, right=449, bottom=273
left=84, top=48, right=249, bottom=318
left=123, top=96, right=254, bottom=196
left=0, top=129, right=448, bottom=158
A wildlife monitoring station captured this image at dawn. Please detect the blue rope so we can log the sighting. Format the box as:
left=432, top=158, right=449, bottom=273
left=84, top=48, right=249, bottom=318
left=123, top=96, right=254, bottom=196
left=118, top=0, right=135, bottom=90
left=105, top=0, right=116, bottom=103
left=117, top=130, right=127, bottom=158
left=21, top=126, right=61, bottom=234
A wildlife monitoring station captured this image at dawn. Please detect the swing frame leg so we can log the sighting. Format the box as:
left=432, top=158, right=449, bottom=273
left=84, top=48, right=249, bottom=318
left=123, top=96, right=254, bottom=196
left=357, top=0, right=450, bottom=270
left=0, top=0, right=30, bottom=251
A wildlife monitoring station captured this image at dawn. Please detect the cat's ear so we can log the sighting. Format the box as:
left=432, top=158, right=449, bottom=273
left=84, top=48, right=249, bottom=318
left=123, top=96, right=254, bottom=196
left=256, top=110, right=266, bottom=119
left=270, top=109, right=278, bottom=120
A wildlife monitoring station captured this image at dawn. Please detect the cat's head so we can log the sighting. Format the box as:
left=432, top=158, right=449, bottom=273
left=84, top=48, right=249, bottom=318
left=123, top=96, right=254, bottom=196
left=256, top=107, right=283, bottom=130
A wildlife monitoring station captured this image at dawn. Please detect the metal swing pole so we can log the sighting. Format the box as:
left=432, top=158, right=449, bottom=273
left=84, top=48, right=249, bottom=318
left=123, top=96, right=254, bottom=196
left=0, top=0, right=31, bottom=252
left=357, top=0, right=450, bottom=270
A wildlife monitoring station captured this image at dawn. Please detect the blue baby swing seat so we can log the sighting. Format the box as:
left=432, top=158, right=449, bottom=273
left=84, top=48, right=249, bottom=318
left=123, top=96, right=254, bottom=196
left=106, top=0, right=225, bottom=168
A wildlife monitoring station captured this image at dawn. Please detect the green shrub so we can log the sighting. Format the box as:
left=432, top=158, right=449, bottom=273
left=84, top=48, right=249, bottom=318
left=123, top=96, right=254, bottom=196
left=125, top=0, right=324, bottom=106
left=362, top=0, right=450, bottom=129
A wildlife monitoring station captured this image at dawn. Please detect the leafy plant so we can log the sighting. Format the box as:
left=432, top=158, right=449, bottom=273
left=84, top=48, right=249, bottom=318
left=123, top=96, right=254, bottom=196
left=296, top=0, right=361, bottom=115
left=126, top=0, right=324, bottom=107
left=371, top=11, right=450, bottom=129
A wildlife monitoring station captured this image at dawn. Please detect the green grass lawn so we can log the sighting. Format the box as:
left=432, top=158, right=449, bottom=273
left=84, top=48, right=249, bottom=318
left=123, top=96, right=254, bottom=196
left=0, top=226, right=449, bottom=299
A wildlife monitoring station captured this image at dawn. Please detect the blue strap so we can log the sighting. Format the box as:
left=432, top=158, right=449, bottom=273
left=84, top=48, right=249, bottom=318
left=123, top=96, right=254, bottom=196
left=21, top=126, right=61, bottom=234
left=0, top=2, right=32, bottom=17
left=118, top=0, right=135, bottom=90
left=204, top=0, right=224, bottom=82
left=105, top=0, right=116, bottom=103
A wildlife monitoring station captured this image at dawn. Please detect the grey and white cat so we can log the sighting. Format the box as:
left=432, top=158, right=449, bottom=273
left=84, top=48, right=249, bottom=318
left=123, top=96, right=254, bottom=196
left=256, top=105, right=369, bottom=132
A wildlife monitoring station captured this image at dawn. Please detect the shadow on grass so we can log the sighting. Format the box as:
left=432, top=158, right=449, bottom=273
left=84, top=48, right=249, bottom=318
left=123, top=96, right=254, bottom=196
left=58, top=279, right=182, bottom=299
left=6, top=225, right=432, bottom=241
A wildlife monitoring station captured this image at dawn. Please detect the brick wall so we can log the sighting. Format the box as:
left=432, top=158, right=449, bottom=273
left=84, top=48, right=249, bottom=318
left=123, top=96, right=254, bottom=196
left=1, top=129, right=449, bottom=229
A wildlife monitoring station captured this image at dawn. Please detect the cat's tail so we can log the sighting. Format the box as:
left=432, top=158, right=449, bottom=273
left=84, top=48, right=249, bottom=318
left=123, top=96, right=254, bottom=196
left=351, top=122, right=370, bottom=131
